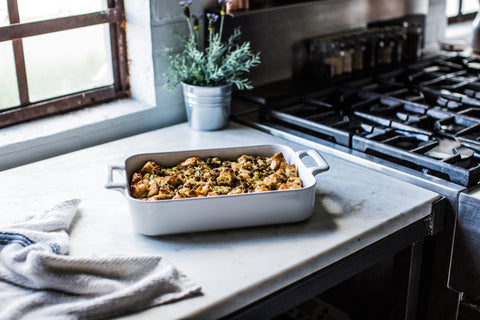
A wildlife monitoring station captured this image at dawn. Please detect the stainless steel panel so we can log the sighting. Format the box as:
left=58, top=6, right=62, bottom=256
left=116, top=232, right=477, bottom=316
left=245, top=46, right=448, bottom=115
left=458, top=300, right=480, bottom=320
left=449, top=185, right=480, bottom=300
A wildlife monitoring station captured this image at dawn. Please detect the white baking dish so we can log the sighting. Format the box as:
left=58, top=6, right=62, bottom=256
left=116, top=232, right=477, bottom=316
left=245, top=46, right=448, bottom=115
left=105, top=144, right=329, bottom=235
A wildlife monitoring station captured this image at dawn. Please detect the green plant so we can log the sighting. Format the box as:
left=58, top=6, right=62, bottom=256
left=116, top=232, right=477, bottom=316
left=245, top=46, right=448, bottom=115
left=163, top=0, right=261, bottom=92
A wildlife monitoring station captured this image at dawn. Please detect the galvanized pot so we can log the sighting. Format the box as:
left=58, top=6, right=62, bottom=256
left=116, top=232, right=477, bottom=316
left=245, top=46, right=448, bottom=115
left=181, top=82, right=232, bottom=131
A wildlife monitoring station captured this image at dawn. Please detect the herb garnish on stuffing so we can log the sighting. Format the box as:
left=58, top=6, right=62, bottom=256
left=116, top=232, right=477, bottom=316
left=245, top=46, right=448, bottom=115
left=130, top=153, right=303, bottom=200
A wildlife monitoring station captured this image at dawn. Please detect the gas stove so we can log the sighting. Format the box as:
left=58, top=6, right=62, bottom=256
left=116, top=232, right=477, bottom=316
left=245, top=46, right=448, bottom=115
left=232, top=52, right=480, bottom=319
left=235, top=54, right=480, bottom=188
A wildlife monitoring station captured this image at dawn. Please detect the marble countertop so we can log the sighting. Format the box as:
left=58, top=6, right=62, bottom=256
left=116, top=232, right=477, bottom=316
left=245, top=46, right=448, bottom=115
left=0, top=122, right=440, bottom=319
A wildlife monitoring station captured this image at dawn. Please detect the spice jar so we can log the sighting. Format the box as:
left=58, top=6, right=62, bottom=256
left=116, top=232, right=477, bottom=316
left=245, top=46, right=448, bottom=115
left=390, top=26, right=405, bottom=65
left=341, top=37, right=354, bottom=75
left=309, top=37, right=335, bottom=79
left=376, top=32, right=394, bottom=67
left=363, top=30, right=378, bottom=71
left=404, top=21, right=423, bottom=62
left=292, top=40, right=310, bottom=79
left=332, top=39, right=344, bottom=77
left=352, top=35, right=366, bottom=73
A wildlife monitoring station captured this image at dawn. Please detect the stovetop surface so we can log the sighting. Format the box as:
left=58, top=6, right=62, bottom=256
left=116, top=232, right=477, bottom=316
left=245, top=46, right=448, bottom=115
left=234, top=54, right=480, bottom=187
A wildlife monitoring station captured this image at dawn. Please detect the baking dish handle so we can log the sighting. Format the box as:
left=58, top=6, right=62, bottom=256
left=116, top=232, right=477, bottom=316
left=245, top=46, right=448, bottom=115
left=105, top=165, right=127, bottom=194
left=296, top=149, right=330, bottom=176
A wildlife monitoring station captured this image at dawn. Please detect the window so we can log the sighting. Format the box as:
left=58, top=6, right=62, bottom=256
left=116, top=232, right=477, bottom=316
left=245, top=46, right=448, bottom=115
left=446, top=0, right=479, bottom=24
left=0, top=0, right=129, bottom=128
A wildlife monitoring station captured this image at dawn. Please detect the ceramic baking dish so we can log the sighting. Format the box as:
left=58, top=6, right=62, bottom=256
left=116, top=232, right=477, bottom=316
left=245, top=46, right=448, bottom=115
left=105, top=144, right=329, bottom=235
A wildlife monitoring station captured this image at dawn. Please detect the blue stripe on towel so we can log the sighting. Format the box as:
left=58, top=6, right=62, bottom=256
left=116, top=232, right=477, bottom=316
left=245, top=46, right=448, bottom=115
left=0, top=232, right=35, bottom=247
left=49, top=243, right=61, bottom=254
left=0, top=232, right=61, bottom=254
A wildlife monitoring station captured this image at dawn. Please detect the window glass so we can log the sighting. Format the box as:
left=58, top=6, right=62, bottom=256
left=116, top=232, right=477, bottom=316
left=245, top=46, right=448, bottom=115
left=17, top=0, right=107, bottom=23
left=0, top=0, right=128, bottom=127
left=446, top=0, right=460, bottom=17
left=462, top=0, right=480, bottom=14
left=0, top=0, right=8, bottom=26
left=23, top=24, right=113, bottom=102
left=0, top=41, right=20, bottom=110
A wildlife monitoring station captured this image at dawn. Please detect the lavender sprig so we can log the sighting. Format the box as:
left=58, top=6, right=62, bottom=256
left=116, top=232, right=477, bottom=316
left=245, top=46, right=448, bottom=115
left=192, top=14, right=201, bottom=47
left=179, top=0, right=192, bottom=17
left=217, top=0, right=232, bottom=38
left=206, top=13, right=219, bottom=45
left=179, top=0, right=194, bottom=40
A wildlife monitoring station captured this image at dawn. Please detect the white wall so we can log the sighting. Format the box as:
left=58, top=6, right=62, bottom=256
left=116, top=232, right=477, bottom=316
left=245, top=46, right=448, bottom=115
left=148, top=0, right=218, bottom=115
left=425, top=0, right=448, bottom=52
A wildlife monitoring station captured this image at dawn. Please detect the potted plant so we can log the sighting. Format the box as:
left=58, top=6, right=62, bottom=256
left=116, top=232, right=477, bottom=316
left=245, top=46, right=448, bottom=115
left=164, top=0, right=261, bottom=131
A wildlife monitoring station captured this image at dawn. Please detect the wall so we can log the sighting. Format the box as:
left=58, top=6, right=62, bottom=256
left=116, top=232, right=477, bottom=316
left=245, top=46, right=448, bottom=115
left=148, top=0, right=218, bottom=122
left=148, top=0, right=444, bottom=91
left=425, top=0, right=447, bottom=53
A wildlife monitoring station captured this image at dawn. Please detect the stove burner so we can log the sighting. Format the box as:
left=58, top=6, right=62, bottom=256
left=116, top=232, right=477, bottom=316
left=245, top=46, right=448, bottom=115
left=436, top=97, right=462, bottom=110
left=236, top=54, right=480, bottom=186
left=396, top=112, right=426, bottom=124
left=387, top=136, right=426, bottom=150
left=464, top=88, right=480, bottom=99
left=424, top=139, right=474, bottom=162
left=368, top=99, right=403, bottom=114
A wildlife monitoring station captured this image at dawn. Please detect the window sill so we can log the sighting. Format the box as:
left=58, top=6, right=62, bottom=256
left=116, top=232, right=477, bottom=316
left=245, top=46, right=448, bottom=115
left=445, top=21, right=473, bottom=42
left=0, top=98, right=182, bottom=171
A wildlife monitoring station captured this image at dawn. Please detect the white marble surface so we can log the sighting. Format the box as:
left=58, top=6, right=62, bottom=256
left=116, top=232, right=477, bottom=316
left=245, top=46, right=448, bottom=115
left=0, top=122, right=440, bottom=319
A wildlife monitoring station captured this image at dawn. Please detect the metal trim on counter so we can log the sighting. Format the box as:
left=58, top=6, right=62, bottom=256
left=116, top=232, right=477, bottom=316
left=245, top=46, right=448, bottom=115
left=233, top=114, right=465, bottom=207
left=457, top=295, right=480, bottom=320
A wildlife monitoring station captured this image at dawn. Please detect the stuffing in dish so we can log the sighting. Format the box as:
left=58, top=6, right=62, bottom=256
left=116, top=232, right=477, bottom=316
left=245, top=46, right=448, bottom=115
left=130, top=152, right=303, bottom=200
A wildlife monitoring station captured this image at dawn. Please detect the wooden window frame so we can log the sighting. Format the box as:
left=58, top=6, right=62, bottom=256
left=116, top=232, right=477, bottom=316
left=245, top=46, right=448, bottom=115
left=0, top=0, right=129, bottom=128
left=447, top=0, right=478, bottom=24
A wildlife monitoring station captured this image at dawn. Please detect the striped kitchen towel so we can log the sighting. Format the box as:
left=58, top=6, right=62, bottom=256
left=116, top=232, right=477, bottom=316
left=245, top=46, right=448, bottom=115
left=0, top=199, right=201, bottom=320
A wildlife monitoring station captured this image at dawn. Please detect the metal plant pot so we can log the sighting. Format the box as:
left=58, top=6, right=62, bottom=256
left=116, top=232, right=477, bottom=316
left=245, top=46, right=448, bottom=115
left=181, top=82, right=232, bottom=131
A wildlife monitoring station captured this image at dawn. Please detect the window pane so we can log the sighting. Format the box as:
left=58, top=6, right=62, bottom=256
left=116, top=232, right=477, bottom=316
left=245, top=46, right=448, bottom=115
left=446, top=0, right=460, bottom=17
left=0, top=0, right=8, bottom=26
left=462, top=0, right=479, bottom=14
left=0, top=41, right=20, bottom=110
left=17, top=0, right=107, bottom=23
left=23, top=24, right=113, bottom=103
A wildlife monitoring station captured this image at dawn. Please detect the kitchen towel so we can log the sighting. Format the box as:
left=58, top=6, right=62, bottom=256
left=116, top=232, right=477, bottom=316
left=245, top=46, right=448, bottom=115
left=0, top=199, right=201, bottom=320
